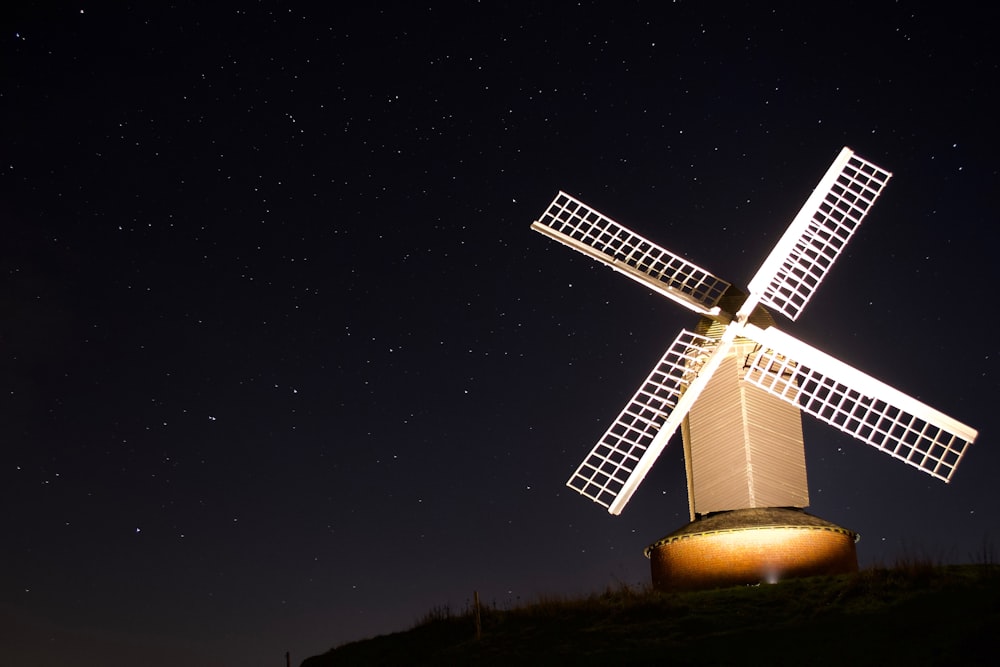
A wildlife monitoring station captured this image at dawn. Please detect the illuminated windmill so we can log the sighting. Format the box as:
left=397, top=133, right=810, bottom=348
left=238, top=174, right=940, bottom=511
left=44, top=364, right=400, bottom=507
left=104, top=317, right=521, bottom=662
left=531, top=147, right=979, bottom=590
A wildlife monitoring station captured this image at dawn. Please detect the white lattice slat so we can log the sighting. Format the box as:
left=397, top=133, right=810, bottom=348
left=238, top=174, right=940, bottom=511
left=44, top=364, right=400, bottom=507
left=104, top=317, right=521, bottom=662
left=741, top=324, right=977, bottom=482
left=532, top=192, right=730, bottom=316
left=748, top=148, right=892, bottom=321
left=566, top=330, right=720, bottom=512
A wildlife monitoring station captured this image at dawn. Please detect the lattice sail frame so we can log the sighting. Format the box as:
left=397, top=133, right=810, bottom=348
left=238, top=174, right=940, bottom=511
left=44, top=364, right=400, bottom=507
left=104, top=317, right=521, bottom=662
left=533, top=146, right=978, bottom=515
left=566, top=330, right=720, bottom=512
left=748, top=147, right=893, bottom=321
left=741, top=324, right=977, bottom=482
left=532, top=191, right=730, bottom=316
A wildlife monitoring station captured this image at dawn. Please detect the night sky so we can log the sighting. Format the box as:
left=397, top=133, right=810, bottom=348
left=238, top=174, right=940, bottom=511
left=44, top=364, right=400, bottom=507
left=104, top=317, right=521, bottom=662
left=3, top=3, right=998, bottom=666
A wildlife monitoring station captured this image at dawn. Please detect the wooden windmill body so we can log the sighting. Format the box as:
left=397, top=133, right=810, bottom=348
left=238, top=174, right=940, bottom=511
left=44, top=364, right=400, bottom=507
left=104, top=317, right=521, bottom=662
left=683, top=294, right=808, bottom=518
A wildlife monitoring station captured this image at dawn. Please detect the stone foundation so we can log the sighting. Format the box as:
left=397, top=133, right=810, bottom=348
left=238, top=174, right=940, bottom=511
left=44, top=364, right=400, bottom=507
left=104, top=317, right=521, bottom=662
left=645, top=508, right=858, bottom=591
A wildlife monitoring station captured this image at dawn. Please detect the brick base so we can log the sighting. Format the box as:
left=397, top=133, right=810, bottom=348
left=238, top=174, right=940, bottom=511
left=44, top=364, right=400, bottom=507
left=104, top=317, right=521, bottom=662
left=645, top=508, right=858, bottom=591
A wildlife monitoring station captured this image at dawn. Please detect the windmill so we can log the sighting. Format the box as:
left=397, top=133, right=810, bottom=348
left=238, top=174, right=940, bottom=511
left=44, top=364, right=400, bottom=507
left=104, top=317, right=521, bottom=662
left=531, top=147, right=979, bottom=590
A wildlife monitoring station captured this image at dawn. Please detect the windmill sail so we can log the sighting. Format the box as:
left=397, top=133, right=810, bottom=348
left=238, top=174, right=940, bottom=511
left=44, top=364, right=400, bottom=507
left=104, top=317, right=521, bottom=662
left=741, top=323, right=977, bottom=482
left=535, top=146, right=978, bottom=521
left=747, top=147, right=893, bottom=322
left=532, top=191, right=731, bottom=317
left=566, top=330, right=721, bottom=514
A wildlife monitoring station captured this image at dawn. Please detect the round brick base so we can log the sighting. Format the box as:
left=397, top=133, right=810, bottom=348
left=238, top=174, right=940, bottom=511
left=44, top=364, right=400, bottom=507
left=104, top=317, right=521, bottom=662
left=644, top=508, right=858, bottom=591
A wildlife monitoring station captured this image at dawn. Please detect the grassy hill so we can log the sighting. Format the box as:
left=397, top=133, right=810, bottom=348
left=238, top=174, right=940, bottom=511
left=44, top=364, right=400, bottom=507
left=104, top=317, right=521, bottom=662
left=302, top=563, right=999, bottom=666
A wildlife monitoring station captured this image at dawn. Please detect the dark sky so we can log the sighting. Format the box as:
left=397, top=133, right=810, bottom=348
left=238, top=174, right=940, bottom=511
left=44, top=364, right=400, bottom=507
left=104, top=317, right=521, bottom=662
left=2, top=2, right=997, bottom=665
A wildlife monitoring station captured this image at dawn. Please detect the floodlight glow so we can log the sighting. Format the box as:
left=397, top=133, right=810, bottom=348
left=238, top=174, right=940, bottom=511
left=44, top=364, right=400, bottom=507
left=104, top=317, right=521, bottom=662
left=644, top=510, right=859, bottom=591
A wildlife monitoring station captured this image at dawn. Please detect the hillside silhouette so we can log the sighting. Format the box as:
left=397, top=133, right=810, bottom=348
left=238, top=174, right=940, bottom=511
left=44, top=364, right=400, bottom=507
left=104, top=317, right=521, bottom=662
left=302, top=563, right=998, bottom=666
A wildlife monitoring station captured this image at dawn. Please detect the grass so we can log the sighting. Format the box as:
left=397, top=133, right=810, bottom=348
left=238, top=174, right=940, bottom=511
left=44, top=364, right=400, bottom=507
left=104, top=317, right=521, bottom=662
left=301, top=562, right=1000, bottom=666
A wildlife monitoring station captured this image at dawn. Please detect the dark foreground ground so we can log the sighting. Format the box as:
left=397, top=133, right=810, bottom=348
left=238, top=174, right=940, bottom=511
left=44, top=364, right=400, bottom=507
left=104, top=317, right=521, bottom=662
left=302, top=564, right=999, bottom=666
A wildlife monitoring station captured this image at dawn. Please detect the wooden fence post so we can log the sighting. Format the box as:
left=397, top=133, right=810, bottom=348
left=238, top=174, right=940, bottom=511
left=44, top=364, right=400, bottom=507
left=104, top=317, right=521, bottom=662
left=473, top=590, right=482, bottom=640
